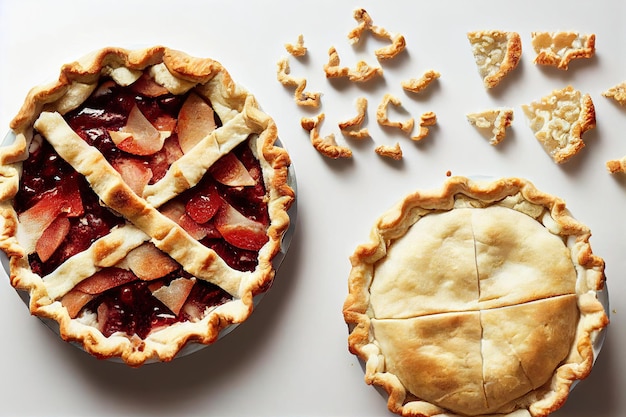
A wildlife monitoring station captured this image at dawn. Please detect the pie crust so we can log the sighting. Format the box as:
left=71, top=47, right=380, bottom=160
left=343, top=176, right=608, bottom=417
left=0, top=46, right=295, bottom=366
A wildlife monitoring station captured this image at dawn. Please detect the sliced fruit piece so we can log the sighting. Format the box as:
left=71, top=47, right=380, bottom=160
left=61, top=290, right=96, bottom=318
left=210, top=153, right=256, bottom=187
left=74, top=267, right=138, bottom=295
left=177, top=92, right=217, bottom=153
left=214, top=202, right=269, bottom=251
left=185, top=182, right=222, bottom=224
left=58, top=174, right=85, bottom=217
left=151, top=277, right=196, bottom=315
left=130, top=73, right=170, bottom=97
left=178, top=213, right=221, bottom=240
left=161, top=200, right=221, bottom=240
left=152, top=113, right=177, bottom=132
left=18, top=179, right=84, bottom=253
left=109, top=105, right=169, bottom=156
left=36, top=215, right=70, bottom=262
left=111, top=157, right=153, bottom=195
left=126, top=242, right=179, bottom=281
left=160, top=200, right=186, bottom=223
left=148, top=136, right=184, bottom=182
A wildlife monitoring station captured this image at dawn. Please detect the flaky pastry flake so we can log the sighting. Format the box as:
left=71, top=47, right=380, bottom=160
left=301, top=113, right=352, bottom=159
left=322, top=46, right=382, bottom=82
left=531, top=32, right=595, bottom=70
left=323, top=46, right=350, bottom=79
left=276, top=57, right=321, bottom=107
left=467, top=108, right=514, bottom=145
left=521, top=85, right=595, bottom=164
left=339, top=97, right=370, bottom=139
left=602, top=82, right=626, bottom=106
left=467, top=30, right=521, bottom=88
left=285, top=34, right=307, bottom=57
left=374, top=143, right=402, bottom=160
left=348, top=61, right=383, bottom=82
left=401, top=70, right=441, bottom=93
left=411, top=111, right=437, bottom=141
left=347, top=8, right=406, bottom=60
left=376, top=94, right=414, bottom=134
left=606, top=157, right=626, bottom=174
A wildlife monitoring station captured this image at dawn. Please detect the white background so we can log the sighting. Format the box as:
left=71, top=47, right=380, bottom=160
left=0, top=1, right=624, bottom=416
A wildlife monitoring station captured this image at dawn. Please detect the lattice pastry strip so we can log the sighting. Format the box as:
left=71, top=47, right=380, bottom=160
left=34, top=112, right=248, bottom=296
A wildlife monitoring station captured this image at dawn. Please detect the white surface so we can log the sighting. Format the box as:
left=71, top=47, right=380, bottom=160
left=0, top=1, right=624, bottom=416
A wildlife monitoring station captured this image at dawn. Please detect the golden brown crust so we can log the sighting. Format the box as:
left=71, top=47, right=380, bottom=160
left=521, top=85, right=595, bottom=164
left=467, top=31, right=521, bottom=88
left=0, top=46, right=295, bottom=366
left=531, top=32, right=596, bottom=70
left=344, top=176, right=608, bottom=417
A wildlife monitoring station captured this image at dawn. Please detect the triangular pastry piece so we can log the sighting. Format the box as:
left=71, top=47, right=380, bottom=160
left=466, top=108, right=513, bottom=145
left=521, top=85, right=595, bottom=163
left=467, top=30, right=521, bottom=88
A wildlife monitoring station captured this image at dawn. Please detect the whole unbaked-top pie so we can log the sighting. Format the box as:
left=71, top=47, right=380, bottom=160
left=343, top=176, right=608, bottom=417
left=0, top=46, right=295, bottom=366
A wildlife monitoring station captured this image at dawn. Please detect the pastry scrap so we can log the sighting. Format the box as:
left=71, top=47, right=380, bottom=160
left=531, top=32, right=596, bottom=70
left=521, top=85, right=595, bottom=164
left=285, top=34, right=307, bottom=57
left=347, top=8, right=406, bottom=60
left=467, top=30, right=521, bottom=88
left=401, top=69, right=441, bottom=93
left=602, top=81, right=626, bottom=106
left=374, top=143, right=402, bottom=160
left=466, top=108, right=514, bottom=145
left=344, top=176, right=608, bottom=417
left=276, top=57, right=321, bottom=107
left=606, top=157, right=626, bottom=174
left=323, top=47, right=383, bottom=82
left=301, top=113, right=352, bottom=159
left=0, top=46, right=295, bottom=366
left=376, top=94, right=414, bottom=134
left=411, top=111, right=437, bottom=141
left=339, top=97, right=370, bottom=139
left=323, top=46, right=350, bottom=78
left=349, top=61, right=383, bottom=82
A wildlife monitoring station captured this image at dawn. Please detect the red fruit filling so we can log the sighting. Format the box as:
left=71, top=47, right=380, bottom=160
left=14, top=78, right=272, bottom=338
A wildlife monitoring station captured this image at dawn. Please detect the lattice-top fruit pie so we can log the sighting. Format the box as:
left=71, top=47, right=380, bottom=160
left=343, top=176, right=608, bottom=417
left=0, top=46, right=295, bottom=366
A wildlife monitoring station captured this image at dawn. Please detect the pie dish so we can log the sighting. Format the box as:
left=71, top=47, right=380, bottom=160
left=0, top=46, right=295, bottom=366
left=343, top=176, right=608, bottom=417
